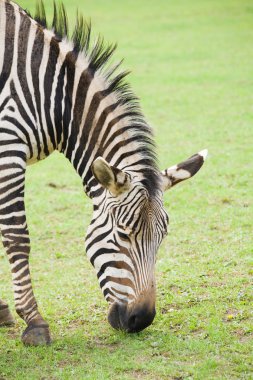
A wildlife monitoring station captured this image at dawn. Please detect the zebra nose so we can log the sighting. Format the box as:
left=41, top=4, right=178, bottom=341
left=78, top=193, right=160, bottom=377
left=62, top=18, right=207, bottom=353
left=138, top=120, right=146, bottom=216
left=108, top=301, right=156, bottom=333
left=127, top=302, right=156, bottom=332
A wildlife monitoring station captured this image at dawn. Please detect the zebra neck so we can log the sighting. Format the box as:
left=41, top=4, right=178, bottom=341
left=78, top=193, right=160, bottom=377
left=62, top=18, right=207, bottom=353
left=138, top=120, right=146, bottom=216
left=0, top=0, right=160, bottom=198
left=59, top=61, right=157, bottom=198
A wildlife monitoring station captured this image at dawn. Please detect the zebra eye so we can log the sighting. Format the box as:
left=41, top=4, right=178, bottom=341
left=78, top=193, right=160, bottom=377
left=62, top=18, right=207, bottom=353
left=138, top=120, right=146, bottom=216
left=118, top=230, right=130, bottom=241
left=117, top=225, right=133, bottom=236
left=117, top=224, right=126, bottom=231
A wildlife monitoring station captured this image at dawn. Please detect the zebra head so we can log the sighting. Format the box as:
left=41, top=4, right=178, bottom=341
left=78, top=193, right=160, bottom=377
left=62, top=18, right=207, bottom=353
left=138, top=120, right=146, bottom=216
left=85, top=149, right=207, bottom=333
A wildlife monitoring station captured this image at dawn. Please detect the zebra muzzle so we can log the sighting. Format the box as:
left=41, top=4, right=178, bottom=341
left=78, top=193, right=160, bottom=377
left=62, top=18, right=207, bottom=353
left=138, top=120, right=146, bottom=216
left=108, top=300, right=156, bottom=333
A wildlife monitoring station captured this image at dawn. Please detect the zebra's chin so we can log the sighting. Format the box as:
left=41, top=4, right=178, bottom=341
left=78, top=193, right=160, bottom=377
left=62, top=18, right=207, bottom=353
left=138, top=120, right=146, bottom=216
left=108, top=301, right=156, bottom=333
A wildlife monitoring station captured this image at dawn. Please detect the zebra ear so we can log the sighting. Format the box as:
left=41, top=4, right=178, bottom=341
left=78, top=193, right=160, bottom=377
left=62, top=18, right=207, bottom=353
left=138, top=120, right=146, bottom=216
left=92, top=157, right=131, bottom=196
left=161, top=149, right=208, bottom=192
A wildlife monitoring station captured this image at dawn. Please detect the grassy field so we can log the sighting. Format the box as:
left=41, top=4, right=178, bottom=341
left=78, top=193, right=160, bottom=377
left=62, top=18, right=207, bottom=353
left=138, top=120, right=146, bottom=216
left=0, top=0, right=252, bottom=379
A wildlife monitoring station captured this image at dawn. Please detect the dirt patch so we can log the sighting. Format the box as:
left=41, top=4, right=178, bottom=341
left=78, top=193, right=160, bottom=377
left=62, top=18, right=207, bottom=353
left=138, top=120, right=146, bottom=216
left=234, top=328, right=253, bottom=343
left=123, top=369, right=157, bottom=380
left=160, top=303, right=181, bottom=314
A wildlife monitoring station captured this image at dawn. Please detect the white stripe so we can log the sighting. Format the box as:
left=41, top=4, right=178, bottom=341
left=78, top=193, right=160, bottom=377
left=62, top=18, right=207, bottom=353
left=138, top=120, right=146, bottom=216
left=101, top=281, right=135, bottom=297
left=38, top=29, right=54, bottom=152
left=25, top=22, right=42, bottom=158
left=0, top=210, right=25, bottom=220
left=0, top=221, right=27, bottom=232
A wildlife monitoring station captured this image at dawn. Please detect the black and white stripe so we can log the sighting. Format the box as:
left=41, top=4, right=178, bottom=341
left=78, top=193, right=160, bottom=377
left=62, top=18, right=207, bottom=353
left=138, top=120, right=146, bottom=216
left=86, top=185, right=168, bottom=304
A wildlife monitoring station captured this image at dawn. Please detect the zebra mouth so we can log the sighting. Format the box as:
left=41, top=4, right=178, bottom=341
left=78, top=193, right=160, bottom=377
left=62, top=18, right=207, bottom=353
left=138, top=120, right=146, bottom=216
left=108, top=302, right=128, bottom=330
left=108, top=301, right=156, bottom=333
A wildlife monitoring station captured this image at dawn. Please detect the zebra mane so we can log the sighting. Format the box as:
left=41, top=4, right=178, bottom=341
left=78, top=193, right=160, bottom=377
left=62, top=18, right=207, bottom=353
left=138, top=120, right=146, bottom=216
left=29, top=1, right=161, bottom=196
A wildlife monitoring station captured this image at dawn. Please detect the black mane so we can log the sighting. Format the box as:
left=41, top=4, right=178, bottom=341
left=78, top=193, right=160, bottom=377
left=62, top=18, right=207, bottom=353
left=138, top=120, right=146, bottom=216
left=29, top=1, right=161, bottom=197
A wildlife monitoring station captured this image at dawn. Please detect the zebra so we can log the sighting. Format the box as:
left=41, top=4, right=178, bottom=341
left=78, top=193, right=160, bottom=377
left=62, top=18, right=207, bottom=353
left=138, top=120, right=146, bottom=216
left=0, top=0, right=207, bottom=346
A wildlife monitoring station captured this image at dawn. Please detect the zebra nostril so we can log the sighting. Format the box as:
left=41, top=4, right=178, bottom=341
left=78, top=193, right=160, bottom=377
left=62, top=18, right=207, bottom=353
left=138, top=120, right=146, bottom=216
left=127, top=305, right=156, bottom=333
left=128, top=314, right=137, bottom=329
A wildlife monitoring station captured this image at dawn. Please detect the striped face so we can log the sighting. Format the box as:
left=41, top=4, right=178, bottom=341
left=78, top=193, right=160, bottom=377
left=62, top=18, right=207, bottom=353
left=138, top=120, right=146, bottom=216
left=85, top=181, right=168, bottom=332
left=85, top=150, right=207, bottom=332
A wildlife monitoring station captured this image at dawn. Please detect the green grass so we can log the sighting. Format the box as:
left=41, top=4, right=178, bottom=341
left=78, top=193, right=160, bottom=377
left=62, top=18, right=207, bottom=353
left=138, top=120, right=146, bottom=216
left=0, top=0, right=252, bottom=379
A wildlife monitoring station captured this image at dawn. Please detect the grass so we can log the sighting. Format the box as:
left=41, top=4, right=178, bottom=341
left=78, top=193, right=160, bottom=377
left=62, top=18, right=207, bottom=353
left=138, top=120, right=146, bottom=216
left=0, top=0, right=252, bottom=379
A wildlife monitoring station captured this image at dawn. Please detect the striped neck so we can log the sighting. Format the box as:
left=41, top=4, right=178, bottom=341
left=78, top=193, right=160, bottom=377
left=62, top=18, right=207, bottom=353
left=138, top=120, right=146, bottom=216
left=53, top=46, right=160, bottom=198
left=3, top=0, right=160, bottom=198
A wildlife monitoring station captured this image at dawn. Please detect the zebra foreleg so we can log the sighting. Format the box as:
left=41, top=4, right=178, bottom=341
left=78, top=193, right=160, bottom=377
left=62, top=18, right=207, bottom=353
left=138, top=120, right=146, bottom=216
left=0, top=299, right=15, bottom=326
left=0, top=162, right=51, bottom=345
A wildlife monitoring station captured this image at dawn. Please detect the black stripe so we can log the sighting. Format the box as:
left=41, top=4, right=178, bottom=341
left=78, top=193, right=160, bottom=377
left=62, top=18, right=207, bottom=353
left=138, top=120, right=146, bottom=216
left=61, top=52, right=76, bottom=151
left=103, top=288, right=115, bottom=301
left=0, top=150, right=26, bottom=160
left=90, top=248, right=119, bottom=267
left=110, top=286, right=134, bottom=299
left=1, top=215, right=26, bottom=227
left=8, top=252, right=29, bottom=262
left=0, top=96, right=11, bottom=114
left=65, top=68, right=93, bottom=159
left=54, top=62, right=66, bottom=145
left=11, top=259, right=27, bottom=274
left=0, top=3, right=15, bottom=93
left=0, top=200, right=25, bottom=216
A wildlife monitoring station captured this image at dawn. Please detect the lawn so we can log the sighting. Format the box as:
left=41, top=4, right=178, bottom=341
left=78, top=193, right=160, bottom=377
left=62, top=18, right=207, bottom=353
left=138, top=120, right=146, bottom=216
left=0, top=0, right=252, bottom=379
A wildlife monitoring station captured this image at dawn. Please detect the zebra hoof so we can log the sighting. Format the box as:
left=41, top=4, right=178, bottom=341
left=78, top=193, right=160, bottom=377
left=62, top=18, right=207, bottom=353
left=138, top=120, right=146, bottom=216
left=0, top=305, right=15, bottom=327
left=21, top=324, right=51, bottom=346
